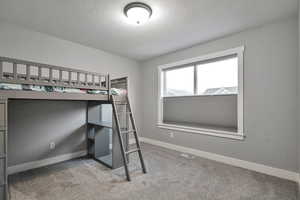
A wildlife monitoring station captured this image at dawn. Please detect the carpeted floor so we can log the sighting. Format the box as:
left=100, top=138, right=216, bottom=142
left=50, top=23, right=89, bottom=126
left=8, top=143, right=297, bottom=200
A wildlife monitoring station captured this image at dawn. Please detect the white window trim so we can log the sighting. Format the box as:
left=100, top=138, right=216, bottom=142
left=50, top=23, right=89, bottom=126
left=157, top=46, right=245, bottom=140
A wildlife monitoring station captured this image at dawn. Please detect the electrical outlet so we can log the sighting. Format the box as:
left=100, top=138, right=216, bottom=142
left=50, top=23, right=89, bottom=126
left=50, top=142, right=56, bottom=149
left=169, top=132, right=174, bottom=138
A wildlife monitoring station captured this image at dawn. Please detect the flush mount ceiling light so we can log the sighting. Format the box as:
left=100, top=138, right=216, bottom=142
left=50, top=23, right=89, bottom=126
left=124, top=2, right=152, bottom=25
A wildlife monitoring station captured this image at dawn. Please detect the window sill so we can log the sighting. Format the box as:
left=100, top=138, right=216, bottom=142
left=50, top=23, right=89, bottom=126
left=157, top=123, right=245, bottom=140
left=163, top=94, right=237, bottom=98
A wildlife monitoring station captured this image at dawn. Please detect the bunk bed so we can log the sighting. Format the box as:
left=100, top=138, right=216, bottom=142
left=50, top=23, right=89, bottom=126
left=0, top=56, right=111, bottom=100
left=0, top=57, right=129, bottom=199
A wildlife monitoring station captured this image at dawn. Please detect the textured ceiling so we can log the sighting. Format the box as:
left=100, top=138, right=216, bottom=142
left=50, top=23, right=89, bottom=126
left=0, top=0, right=297, bottom=60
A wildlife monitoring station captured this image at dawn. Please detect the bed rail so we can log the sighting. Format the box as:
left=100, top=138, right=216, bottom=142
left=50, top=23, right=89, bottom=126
left=0, top=57, right=110, bottom=91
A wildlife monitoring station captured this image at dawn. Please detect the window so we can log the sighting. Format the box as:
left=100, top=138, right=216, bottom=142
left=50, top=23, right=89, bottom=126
left=158, top=47, right=244, bottom=140
left=197, top=57, right=238, bottom=95
left=165, top=66, right=194, bottom=96
left=163, top=56, right=238, bottom=97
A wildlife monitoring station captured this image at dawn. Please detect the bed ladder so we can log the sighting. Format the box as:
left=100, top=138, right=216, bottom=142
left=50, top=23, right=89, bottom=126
left=111, top=95, right=147, bottom=181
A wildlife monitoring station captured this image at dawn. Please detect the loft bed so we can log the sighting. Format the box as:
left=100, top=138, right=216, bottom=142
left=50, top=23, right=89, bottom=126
left=0, top=56, right=122, bottom=101
left=0, top=57, right=130, bottom=200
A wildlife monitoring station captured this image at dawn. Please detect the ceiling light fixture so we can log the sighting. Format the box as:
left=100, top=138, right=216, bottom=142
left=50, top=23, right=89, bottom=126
left=124, top=2, right=152, bottom=25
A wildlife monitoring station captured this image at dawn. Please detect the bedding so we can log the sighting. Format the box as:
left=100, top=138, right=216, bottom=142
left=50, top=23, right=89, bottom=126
left=23, top=84, right=46, bottom=92
left=87, top=90, right=107, bottom=95
left=0, top=83, right=22, bottom=90
left=63, top=88, right=86, bottom=94
left=111, top=88, right=127, bottom=96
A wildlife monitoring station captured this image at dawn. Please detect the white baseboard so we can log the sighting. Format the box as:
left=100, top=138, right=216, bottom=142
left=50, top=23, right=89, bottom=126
left=8, top=150, right=87, bottom=175
left=140, top=137, right=299, bottom=182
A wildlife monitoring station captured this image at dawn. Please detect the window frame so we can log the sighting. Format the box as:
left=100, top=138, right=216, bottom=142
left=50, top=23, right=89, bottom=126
left=157, top=46, right=245, bottom=140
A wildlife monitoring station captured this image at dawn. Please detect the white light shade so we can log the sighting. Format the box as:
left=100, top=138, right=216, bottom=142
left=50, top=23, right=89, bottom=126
left=124, top=3, right=152, bottom=25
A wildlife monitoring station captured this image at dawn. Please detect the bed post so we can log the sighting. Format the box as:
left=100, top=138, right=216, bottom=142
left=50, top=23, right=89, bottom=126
left=0, top=98, right=8, bottom=199
left=107, top=74, right=111, bottom=101
left=0, top=61, right=3, bottom=80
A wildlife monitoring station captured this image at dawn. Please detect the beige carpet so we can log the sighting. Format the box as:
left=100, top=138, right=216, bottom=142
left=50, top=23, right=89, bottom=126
left=9, top=143, right=297, bottom=200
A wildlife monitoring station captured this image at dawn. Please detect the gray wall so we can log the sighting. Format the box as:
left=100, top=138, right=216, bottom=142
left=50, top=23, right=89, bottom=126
left=8, top=100, right=87, bottom=166
left=0, top=20, right=142, bottom=166
left=163, top=95, right=237, bottom=128
left=141, top=17, right=298, bottom=172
